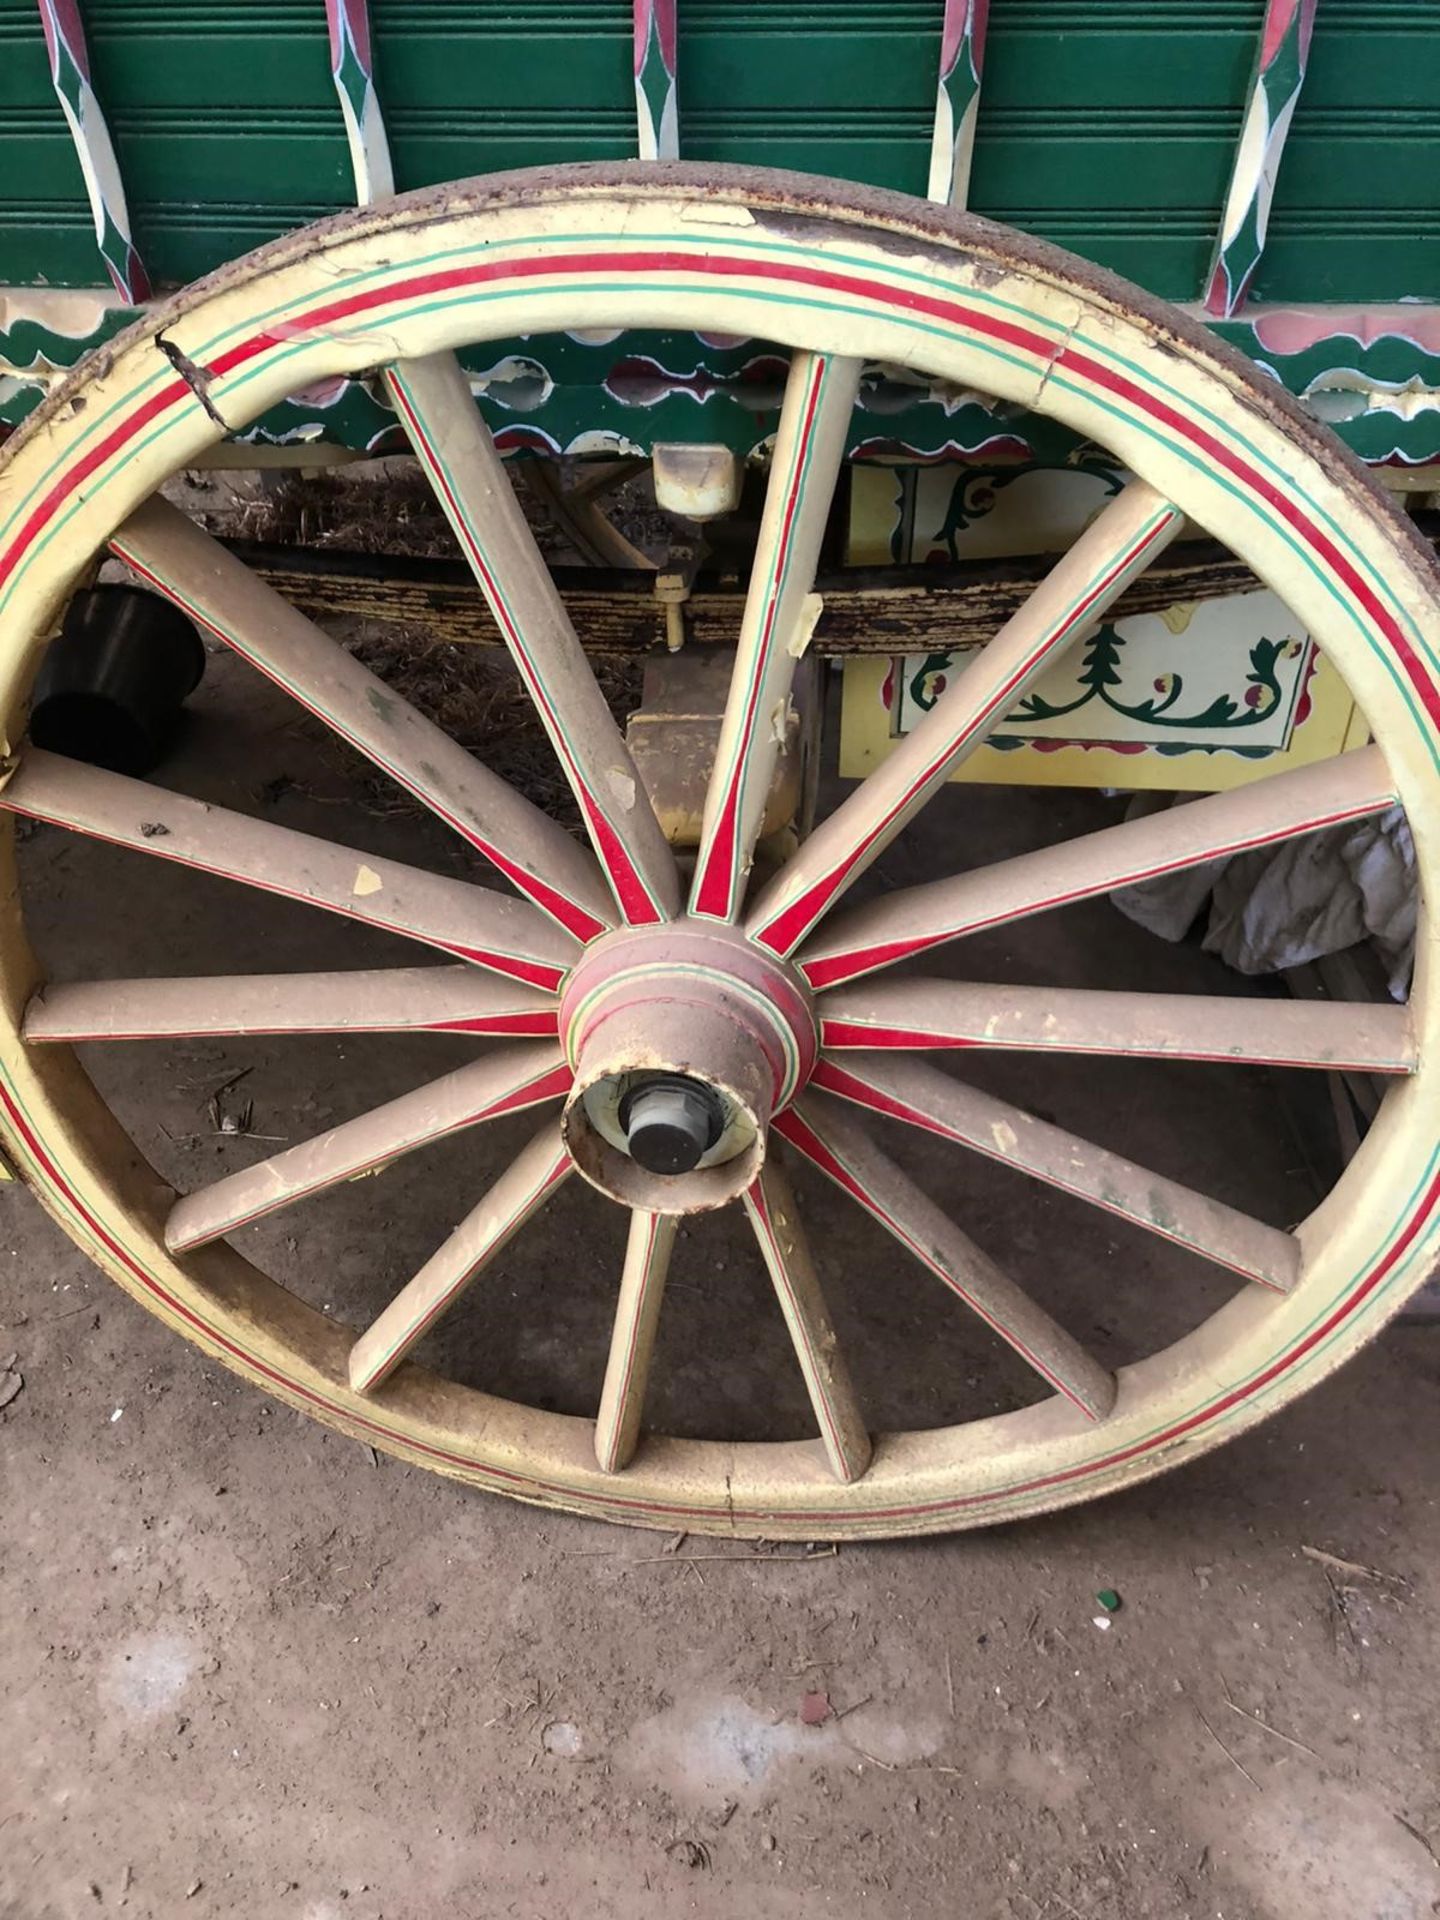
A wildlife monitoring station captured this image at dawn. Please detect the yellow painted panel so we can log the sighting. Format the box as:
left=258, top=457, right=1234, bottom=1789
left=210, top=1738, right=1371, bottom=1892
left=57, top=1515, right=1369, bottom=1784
left=843, top=465, right=1368, bottom=793
left=839, top=649, right=1367, bottom=793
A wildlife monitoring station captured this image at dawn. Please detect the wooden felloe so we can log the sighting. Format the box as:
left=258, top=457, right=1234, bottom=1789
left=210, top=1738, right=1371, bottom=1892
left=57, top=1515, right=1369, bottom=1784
left=1, top=157, right=1436, bottom=1539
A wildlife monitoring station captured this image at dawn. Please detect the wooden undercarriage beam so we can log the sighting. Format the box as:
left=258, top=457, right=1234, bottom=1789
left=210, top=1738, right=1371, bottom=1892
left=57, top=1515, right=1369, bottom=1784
left=223, top=533, right=1268, bottom=659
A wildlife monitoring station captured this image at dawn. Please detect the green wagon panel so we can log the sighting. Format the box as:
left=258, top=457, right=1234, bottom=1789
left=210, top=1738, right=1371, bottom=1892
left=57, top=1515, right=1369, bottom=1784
left=1, top=0, right=1435, bottom=304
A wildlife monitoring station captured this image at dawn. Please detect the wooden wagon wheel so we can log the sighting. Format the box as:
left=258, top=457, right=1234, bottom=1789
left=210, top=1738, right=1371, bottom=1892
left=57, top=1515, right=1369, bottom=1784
left=1, top=165, right=1436, bottom=1537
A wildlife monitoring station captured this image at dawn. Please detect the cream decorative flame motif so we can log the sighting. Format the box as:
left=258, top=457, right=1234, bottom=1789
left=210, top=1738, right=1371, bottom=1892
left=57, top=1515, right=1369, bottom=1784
left=35, top=0, right=150, bottom=303
left=1205, top=0, right=1318, bottom=318
left=633, top=0, right=679, bottom=161
left=325, top=0, right=394, bottom=206
left=927, top=0, right=989, bottom=209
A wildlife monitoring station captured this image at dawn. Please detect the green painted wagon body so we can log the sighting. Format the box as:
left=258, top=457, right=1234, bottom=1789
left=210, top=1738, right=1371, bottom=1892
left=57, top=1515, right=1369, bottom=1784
left=2, top=1, right=1437, bottom=468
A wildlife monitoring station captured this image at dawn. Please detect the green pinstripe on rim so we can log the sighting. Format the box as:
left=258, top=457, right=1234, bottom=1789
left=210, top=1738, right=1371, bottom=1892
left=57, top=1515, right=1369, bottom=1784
left=8, top=233, right=1423, bottom=707
left=6, top=211, right=1430, bottom=707
left=0, top=174, right=1436, bottom=1530
left=3, top=202, right=1432, bottom=692
left=10, top=256, right=1436, bottom=838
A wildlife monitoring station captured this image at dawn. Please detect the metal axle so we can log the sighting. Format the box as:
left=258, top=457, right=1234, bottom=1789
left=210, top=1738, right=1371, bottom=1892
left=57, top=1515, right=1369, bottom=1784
left=620, top=1076, right=726, bottom=1175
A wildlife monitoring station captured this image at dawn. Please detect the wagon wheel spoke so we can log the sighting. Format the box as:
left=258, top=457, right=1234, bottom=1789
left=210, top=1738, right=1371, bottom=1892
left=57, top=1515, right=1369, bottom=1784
left=0, top=749, right=576, bottom=991
left=24, top=966, right=559, bottom=1044
left=799, top=742, right=1397, bottom=990
left=748, top=481, right=1184, bottom=955
left=817, top=978, right=1416, bottom=1076
left=744, top=1155, right=872, bottom=1482
left=112, top=500, right=613, bottom=940
left=776, top=1094, right=1117, bottom=1420
left=814, top=1054, right=1299, bottom=1292
left=166, top=1043, right=569, bottom=1251
left=690, top=351, right=862, bottom=921
left=385, top=352, right=680, bottom=925
left=594, top=1210, right=677, bottom=1473
left=349, top=1119, right=572, bottom=1394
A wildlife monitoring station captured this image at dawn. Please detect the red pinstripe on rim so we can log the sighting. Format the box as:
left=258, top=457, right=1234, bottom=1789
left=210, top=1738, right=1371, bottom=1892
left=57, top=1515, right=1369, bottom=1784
left=0, top=223, right=1435, bottom=1522
left=6, top=239, right=1439, bottom=750
left=3, top=1045, right=1434, bottom=1524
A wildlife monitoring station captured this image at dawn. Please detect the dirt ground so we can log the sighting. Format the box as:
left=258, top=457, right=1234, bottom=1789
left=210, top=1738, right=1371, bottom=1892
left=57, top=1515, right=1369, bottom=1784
left=3, top=644, right=1439, bottom=1920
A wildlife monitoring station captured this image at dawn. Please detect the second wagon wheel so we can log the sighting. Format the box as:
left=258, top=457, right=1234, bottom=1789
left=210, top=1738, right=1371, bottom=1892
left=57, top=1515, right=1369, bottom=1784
left=1, top=166, right=1436, bottom=1536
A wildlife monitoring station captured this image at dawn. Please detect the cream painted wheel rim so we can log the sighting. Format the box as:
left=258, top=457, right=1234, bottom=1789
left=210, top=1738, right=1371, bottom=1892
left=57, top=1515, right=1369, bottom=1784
left=1, top=164, right=1437, bottom=1538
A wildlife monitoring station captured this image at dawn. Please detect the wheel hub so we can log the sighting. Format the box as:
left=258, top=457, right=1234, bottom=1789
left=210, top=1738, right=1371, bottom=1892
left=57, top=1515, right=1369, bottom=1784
left=558, top=921, right=817, bottom=1212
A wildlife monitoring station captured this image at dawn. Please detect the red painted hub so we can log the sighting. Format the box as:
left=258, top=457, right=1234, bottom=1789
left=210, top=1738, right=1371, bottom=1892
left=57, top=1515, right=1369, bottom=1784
left=559, top=919, right=818, bottom=1108
left=557, top=920, right=818, bottom=1211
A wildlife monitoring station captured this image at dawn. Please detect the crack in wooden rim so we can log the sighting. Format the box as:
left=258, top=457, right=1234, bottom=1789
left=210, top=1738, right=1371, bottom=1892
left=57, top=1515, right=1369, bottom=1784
left=0, top=164, right=1437, bottom=1535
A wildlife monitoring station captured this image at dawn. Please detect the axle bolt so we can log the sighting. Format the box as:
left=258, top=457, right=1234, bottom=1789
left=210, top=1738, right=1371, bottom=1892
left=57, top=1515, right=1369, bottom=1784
left=620, top=1076, right=726, bottom=1176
